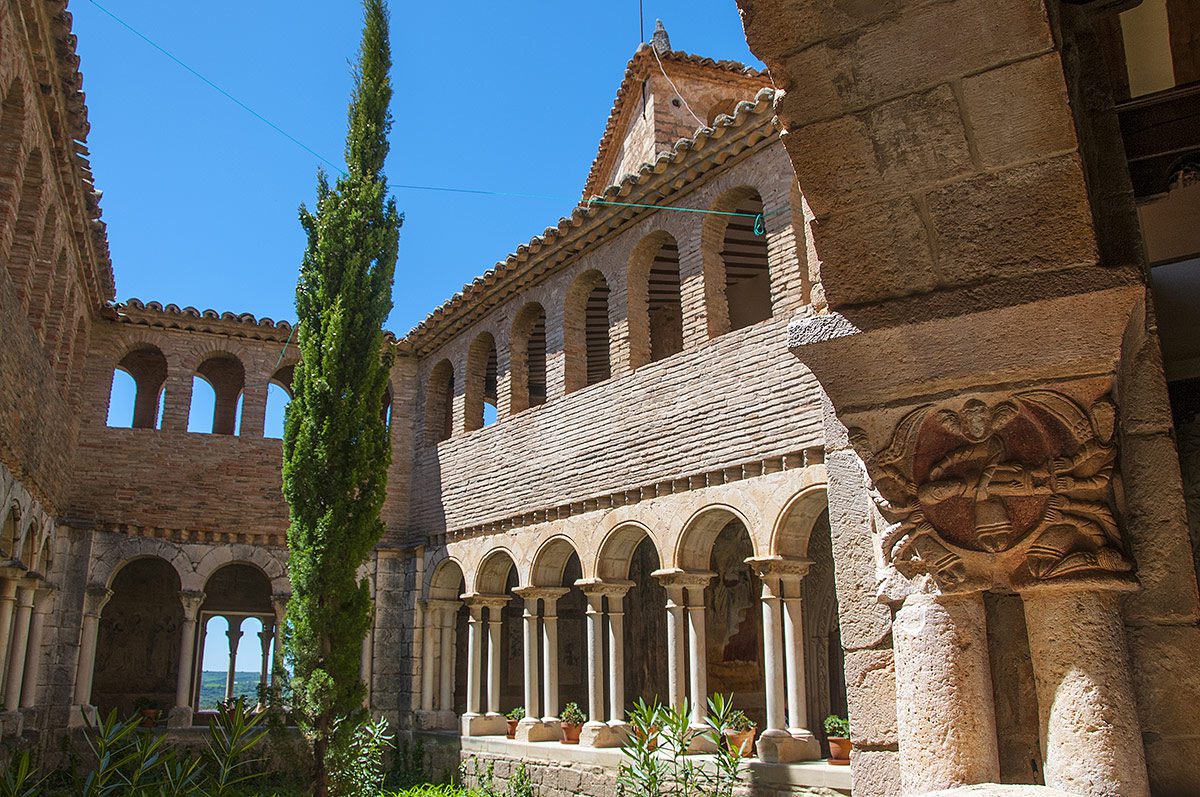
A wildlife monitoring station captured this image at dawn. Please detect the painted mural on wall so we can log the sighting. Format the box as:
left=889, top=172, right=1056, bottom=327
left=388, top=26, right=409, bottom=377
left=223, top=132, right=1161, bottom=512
left=705, top=521, right=762, bottom=717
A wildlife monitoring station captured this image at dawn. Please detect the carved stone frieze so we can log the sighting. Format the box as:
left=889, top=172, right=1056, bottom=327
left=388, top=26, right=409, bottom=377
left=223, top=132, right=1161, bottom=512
left=850, top=390, right=1135, bottom=592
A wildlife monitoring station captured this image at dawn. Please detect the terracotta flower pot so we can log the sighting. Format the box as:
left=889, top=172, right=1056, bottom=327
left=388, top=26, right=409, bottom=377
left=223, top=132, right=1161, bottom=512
left=723, top=728, right=756, bottom=756
left=634, top=725, right=659, bottom=751
left=506, top=719, right=519, bottom=739
left=827, top=736, right=852, bottom=765
left=561, top=722, right=582, bottom=744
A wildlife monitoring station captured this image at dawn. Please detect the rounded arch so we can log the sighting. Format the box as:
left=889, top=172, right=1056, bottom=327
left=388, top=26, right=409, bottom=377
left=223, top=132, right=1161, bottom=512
left=510, top=302, right=547, bottom=412
left=110, top=344, right=168, bottom=429
left=675, top=504, right=758, bottom=572
left=425, top=358, right=455, bottom=443
left=627, top=231, right=683, bottom=368
left=428, top=557, right=466, bottom=600
left=191, top=544, right=287, bottom=594
left=191, top=353, right=245, bottom=435
left=475, top=547, right=519, bottom=595
left=596, top=521, right=660, bottom=581
left=531, top=536, right=581, bottom=587
left=771, top=483, right=830, bottom=559
left=265, top=363, right=295, bottom=439
left=465, top=332, right=499, bottom=432
left=93, top=540, right=193, bottom=592
left=702, top=186, right=772, bottom=338
left=563, top=269, right=612, bottom=393
left=201, top=562, right=273, bottom=615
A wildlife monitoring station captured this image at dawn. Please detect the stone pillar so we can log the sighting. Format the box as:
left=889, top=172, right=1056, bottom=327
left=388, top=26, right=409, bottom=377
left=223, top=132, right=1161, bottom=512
left=169, top=590, right=205, bottom=728
left=462, top=596, right=507, bottom=737
left=1023, top=587, right=1149, bottom=797
left=542, top=594, right=560, bottom=721
left=606, top=590, right=627, bottom=725
left=4, top=581, right=36, bottom=713
left=748, top=559, right=820, bottom=762
left=685, top=583, right=708, bottom=727
left=521, top=593, right=540, bottom=720
left=259, top=619, right=273, bottom=693
left=420, top=602, right=436, bottom=714
left=19, top=586, right=52, bottom=709
left=464, top=603, right=483, bottom=719
left=486, top=604, right=503, bottom=717
left=438, top=605, right=457, bottom=716
left=780, top=574, right=817, bottom=744
left=893, top=591, right=1000, bottom=793
left=225, top=616, right=244, bottom=702
left=513, top=587, right=561, bottom=741
left=660, top=579, right=687, bottom=710
left=70, top=585, right=113, bottom=726
left=159, top=370, right=193, bottom=432
left=581, top=590, right=607, bottom=742
left=0, top=577, right=18, bottom=692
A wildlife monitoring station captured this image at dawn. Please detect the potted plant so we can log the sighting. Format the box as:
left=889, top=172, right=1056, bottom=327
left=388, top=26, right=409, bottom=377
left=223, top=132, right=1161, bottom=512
left=723, top=709, right=756, bottom=756
left=559, top=702, right=586, bottom=744
left=506, top=706, right=525, bottom=739
left=824, top=714, right=851, bottom=765
left=133, top=697, right=161, bottom=728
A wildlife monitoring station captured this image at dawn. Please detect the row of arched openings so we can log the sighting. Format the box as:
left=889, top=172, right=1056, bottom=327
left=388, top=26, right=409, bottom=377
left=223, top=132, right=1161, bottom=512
left=426, top=189, right=773, bottom=442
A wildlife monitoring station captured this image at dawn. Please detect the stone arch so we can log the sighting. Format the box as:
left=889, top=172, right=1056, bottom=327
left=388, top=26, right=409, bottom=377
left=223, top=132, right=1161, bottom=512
left=92, top=541, right=193, bottom=593
left=425, top=358, right=455, bottom=443
left=675, top=504, right=758, bottom=572
left=6, top=147, right=44, bottom=307
left=475, top=548, right=520, bottom=595
left=627, top=231, right=684, bottom=368
left=531, top=536, right=580, bottom=587
left=110, top=344, right=168, bottom=429
left=465, top=332, right=499, bottom=432
left=428, top=557, right=466, bottom=600
left=510, top=302, right=547, bottom=412
left=596, top=521, right=659, bottom=581
left=702, top=186, right=772, bottom=337
left=0, top=77, right=29, bottom=264
left=191, top=353, right=246, bottom=435
left=770, top=483, right=829, bottom=559
left=564, top=269, right=612, bottom=393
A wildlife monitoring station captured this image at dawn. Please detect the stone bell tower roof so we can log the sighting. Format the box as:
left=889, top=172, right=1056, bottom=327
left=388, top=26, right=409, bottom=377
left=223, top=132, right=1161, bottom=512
left=580, top=22, right=770, bottom=200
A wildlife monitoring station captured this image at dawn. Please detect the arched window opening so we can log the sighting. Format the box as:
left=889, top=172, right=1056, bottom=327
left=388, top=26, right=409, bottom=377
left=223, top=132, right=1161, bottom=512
left=189, top=355, right=245, bottom=435
left=264, top=365, right=294, bottom=440
left=721, top=192, right=772, bottom=331
left=1, top=507, right=18, bottom=561
left=466, top=333, right=499, bottom=432
left=196, top=564, right=276, bottom=712
left=706, top=97, right=737, bottom=126
left=705, top=518, right=764, bottom=730
left=0, top=81, right=28, bottom=246
left=92, top=558, right=182, bottom=719
left=109, top=346, right=168, bottom=429
left=648, top=240, right=683, bottom=362
left=5, top=148, right=43, bottom=307
left=510, top=303, right=547, bottom=413
left=565, top=270, right=612, bottom=393
left=426, top=359, right=455, bottom=443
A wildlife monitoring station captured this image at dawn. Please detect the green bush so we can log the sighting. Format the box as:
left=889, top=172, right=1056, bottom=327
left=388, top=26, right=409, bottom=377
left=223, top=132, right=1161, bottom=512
left=823, top=714, right=850, bottom=738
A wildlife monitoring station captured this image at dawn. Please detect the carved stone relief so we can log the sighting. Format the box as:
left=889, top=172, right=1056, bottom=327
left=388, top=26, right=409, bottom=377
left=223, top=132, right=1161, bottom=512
left=851, top=390, right=1134, bottom=592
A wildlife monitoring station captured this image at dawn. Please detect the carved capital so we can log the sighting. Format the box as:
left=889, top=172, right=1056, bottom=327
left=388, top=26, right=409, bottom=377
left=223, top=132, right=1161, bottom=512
left=179, top=590, right=206, bottom=621
left=650, top=568, right=715, bottom=589
left=857, top=388, right=1134, bottom=593
left=574, top=578, right=634, bottom=598
left=83, top=584, right=113, bottom=617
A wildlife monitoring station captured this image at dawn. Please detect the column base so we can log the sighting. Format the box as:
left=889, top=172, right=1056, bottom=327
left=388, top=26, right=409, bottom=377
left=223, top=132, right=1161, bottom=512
left=167, top=706, right=194, bottom=728
left=68, top=705, right=97, bottom=728
left=757, top=728, right=821, bottom=762
left=0, top=710, right=23, bottom=737
left=580, top=720, right=628, bottom=747
left=462, top=713, right=508, bottom=736
left=516, top=717, right=561, bottom=742
left=414, top=710, right=446, bottom=731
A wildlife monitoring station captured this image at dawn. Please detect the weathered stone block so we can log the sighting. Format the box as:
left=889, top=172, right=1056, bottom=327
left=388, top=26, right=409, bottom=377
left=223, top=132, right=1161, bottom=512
left=1126, top=624, right=1200, bottom=738
left=850, top=747, right=901, bottom=797
left=788, top=115, right=886, bottom=216
left=868, top=84, right=973, bottom=188
left=843, top=648, right=898, bottom=746
left=961, top=54, right=1078, bottom=169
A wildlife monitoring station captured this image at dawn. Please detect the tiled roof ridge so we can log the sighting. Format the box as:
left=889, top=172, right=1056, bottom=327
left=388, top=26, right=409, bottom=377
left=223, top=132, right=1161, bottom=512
left=403, top=85, right=779, bottom=349
left=582, top=44, right=768, bottom=200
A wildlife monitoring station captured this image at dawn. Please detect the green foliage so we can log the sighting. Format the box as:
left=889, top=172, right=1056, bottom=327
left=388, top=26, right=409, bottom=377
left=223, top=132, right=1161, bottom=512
left=616, top=695, right=750, bottom=797
left=823, top=714, right=850, bottom=738
left=208, top=697, right=270, bottom=796
left=559, top=702, right=586, bottom=726
left=0, top=752, right=47, bottom=797
left=504, top=707, right=524, bottom=722
left=328, top=714, right=394, bottom=797
left=281, top=0, right=401, bottom=791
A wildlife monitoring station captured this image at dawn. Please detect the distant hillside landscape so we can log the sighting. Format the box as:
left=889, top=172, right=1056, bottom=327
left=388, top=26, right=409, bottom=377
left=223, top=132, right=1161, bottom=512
left=198, top=671, right=262, bottom=709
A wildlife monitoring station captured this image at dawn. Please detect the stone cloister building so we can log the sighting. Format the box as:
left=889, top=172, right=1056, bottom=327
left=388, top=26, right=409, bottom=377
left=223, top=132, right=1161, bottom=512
left=2, top=0, right=1199, bottom=795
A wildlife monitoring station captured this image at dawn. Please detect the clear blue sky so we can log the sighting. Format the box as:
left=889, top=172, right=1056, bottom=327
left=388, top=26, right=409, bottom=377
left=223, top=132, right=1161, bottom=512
left=73, top=0, right=765, bottom=337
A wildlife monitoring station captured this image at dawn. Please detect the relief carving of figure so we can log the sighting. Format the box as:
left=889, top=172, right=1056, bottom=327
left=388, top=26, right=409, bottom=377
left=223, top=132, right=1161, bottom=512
left=853, top=390, right=1133, bottom=591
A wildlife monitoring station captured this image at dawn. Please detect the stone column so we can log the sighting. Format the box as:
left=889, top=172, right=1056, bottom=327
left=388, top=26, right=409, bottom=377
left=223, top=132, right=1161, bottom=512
left=512, top=587, right=562, bottom=741
left=685, top=582, right=708, bottom=727
left=462, top=596, right=507, bottom=737
left=169, top=590, right=205, bottom=728
left=4, top=581, right=36, bottom=713
left=582, top=589, right=607, bottom=740
left=541, top=591, right=567, bottom=721
left=1022, top=587, right=1149, bottom=797
left=893, top=591, right=1000, bottom=793
left=606, top=590, right=627, bottom=725
left=464, top=602, right=483, bottom=718
left=225, top=616, right=244, bottom=702
left=438, top=604, right=457, bottom=717
left=193, top=619, right=209, bottom=707
left=658, top=577, right=687, bottom=710
left=259, top=619, right=273, bottom=693
left=19, top=586, right=52, bottom=709
left=521, top=593, right=540, bottom=720
left=0, top=576, right=19, bottom=692
left=71, top=585, right=113, bottom=726
left=780, top=572, right=819, bottom=751
left=486, top=603, right=503, bottom=717
left=418, top=602, right=436, bottom=714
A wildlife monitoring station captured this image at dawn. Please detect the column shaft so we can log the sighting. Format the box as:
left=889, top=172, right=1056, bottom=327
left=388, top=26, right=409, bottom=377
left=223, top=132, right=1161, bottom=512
left=607, top=598, right=625, bottom=723
left=781, top=594, right=810, bottom=733
left=224, top=617, right=244, bottom=702
left=542, top=601, right=559, bottom=720
left=174, top=616, right=198, bottom=709
left=760, top=578, right=785, bottom=731
left=685, top=585, right=707, bottom=725
left=438, top=607, right=456, bottom=712
left=893, top=592, right=1000, bottom=793
left=465, top=607, right=483, bottom=715
left=664, top=584, right=686, bottom=710
left=420, top=605, right=436, bottom=713
left=4, top=586, right=35, bottom=711
left=486, top=611, right=502, bottom=715
left=0, top=579, right=18, bottom=693
left=1023, top=589, right=1149, bottom=797
left=522, top=598, right=540, bottom=718
left=20, top=590, right=50, bottom=708
left=585, top=593, right=604, bottom=722
left=73, top=588, right=112, bottom=709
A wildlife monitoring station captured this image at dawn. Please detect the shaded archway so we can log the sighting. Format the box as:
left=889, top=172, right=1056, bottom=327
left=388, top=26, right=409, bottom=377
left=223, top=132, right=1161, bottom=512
left=195, top=564, right=275, bottom=711
left=564, top=270, right=612, bottom=393
left=465, top=333, right=499, bottom=431
left=474, top=550, right=523, bottom=716
left=712, top=188, right=772, bottom=332
left=705, top=518, right=764, bottom=729
left=264, top=364, right=294, bottom=439
left=190, top=355, right=245, bottom=435
left=628, top=232, right=684, bottom=368
left=109, top=345, right=167, bottom=429
left=93, top=557, right=182, bottom=718
left=531, top=538, right=587, bottom=719
left=425, top=359, right=455, bottom=443
left=510, top=303, right=547, bottom=412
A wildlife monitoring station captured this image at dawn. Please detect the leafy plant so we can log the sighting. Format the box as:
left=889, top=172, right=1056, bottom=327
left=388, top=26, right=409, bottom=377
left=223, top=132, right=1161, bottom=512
left=328, top=714, right=394, bottom=797
left=703, top=694, right=748, bottom=797
left=723, top=708, right=755, bottom=733
left=281, top=0, right=401, bottom=793
left=823, top=714, right=850, bottom=738
left=505, top=707, right=525, bottom=722
left=0, top=751, right=48, bottom=797
left=78, top=709, right=143, bottom=797
left=506, top=762, right=534, bottom=797
left=559, top=702, right=586, bottom=726
left=206, top=696, right=269, bottom=796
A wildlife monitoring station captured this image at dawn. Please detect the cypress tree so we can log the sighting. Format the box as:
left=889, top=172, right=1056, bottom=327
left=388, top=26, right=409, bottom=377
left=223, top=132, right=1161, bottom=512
left=281, top=0, right=400, bottom=792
